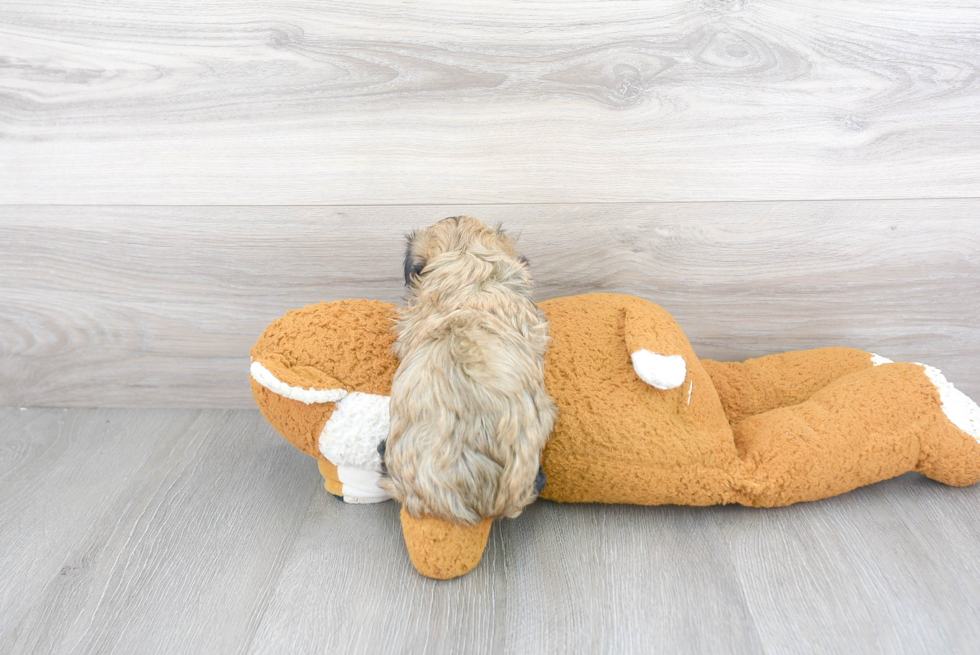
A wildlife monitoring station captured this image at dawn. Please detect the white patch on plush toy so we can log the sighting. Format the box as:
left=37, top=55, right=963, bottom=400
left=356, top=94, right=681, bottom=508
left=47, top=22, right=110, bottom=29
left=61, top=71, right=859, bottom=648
left=920, top=365, right=980, bottom=443
left=249, top=361, right=347, bottom=404
left=320, top=391, right=390, bottom=470
left=871, top=353, right=894, bottom=366
left=631, top=350, right=686, bottom=390
left=337, top=466, right=390, bottom=504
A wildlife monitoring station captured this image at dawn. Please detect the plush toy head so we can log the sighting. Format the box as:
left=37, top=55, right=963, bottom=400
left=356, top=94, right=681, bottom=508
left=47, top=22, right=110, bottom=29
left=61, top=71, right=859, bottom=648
left=249, top=299, right=399, bottom=500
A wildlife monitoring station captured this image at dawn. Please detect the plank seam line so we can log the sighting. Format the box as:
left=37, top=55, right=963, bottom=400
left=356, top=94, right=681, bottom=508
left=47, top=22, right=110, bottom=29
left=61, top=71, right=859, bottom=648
left=2, top=196, right=980, bottom=209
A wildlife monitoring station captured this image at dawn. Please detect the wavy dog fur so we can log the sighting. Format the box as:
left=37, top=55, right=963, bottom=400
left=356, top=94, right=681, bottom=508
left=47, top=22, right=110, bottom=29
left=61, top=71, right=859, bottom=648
left=383, top=217, right=556, bottom=524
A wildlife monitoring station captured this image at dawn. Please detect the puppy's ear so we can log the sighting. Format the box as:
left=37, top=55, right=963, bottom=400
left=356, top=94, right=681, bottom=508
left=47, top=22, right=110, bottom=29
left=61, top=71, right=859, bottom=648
left=403, top=231, right=425, bottom=287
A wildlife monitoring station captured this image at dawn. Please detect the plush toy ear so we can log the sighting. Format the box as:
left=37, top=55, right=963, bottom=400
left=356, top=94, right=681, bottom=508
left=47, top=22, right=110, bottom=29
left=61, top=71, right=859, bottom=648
left=250, top=354, right=348, bottom=404
left=622, top=299, right=690, bottom=390
left=399, top=508, right=493, bottom=580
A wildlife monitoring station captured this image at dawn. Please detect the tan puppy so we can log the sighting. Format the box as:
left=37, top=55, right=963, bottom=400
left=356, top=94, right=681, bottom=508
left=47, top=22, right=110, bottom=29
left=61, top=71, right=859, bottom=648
left=383, top=216, right=556, bottom=524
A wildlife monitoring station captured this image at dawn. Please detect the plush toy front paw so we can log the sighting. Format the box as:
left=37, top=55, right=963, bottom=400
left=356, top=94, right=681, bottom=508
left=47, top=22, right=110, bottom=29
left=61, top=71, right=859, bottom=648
left=318, top=391, right=392, bottom=503
left=399, top=508, right=493, bottom=580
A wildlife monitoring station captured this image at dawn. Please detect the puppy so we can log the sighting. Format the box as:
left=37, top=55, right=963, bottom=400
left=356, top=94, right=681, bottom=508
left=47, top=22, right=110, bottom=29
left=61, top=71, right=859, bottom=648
left=382, top=216, right=556, bottom=524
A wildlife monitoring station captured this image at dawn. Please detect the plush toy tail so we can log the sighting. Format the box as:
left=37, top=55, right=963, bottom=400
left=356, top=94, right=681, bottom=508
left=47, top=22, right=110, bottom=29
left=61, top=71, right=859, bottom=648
left=731, top=362, right=980, bottom=507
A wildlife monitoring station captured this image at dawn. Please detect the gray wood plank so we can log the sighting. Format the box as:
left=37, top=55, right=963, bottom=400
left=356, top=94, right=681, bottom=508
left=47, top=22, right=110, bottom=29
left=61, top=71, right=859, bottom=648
left=2, top=1, right=979, bottom=204
left=0, top=408, right=184, bottom=640
left=716, top=474, right=980, bottom=654
left=2, top=201, right=978, bottom=407
left=247, top=494, right=506, bottom=655
left=497, top=502, right=764, bottom=654
left=248, top=499, right=764, bottom=655
left=248, top=499, right=766, bottom=655
left=0, top=408, right=317, bottom=655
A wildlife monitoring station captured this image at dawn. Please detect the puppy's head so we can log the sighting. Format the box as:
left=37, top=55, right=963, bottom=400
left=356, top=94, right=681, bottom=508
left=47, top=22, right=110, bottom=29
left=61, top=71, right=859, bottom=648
left=403, top=216, right=525, bottom=289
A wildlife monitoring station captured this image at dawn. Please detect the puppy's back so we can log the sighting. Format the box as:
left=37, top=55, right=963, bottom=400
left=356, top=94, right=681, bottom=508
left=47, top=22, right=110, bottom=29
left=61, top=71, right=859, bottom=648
left=384, top=217, right=556, bottom=524
left=388, top=306, right=554, bottom=523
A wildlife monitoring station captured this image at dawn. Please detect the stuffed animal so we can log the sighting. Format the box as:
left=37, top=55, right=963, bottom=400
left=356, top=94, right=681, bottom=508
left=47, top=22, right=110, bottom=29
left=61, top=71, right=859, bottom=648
left=250, top=294, right=980, bottom=580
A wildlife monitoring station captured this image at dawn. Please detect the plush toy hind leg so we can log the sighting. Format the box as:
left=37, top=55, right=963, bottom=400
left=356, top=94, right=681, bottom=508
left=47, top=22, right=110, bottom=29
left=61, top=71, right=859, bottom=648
left=701, top=347, right=877, bottom=425
left=731, top=362, right=980, bottom=507
left=317, top=458, right=345, bottom=497
left=317, top=457, right=390, bottom=504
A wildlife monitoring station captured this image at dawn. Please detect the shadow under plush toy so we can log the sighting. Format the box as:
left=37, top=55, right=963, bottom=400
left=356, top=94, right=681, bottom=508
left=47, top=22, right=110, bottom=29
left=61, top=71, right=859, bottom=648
left=250, top=294, right=980, bottom=580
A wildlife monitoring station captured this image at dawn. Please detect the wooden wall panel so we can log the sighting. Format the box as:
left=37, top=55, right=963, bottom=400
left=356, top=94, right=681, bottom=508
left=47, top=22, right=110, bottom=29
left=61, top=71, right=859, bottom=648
left=2, top=200, right=977, bottom=407
left=2, top=0, right=979, bottom=204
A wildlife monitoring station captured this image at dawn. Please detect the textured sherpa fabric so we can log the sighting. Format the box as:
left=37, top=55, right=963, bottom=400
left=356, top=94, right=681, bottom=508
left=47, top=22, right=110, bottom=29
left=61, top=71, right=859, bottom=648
left=250, top=380, right=335, bottom=459
left=249, top=299, right=399, bottom=459
left=732, top=362, right=980, bottom=506
left=250, top=293, right=980, bottom=580
left=320, top=391, right=390, bottom=469
left=537, top=294, right=739, bottom=506
left=251, top=360, right=348, bottom=404
left=249, top=299, right=399, bottom=396
left=399, top=508, right=493, bottom=580
left=701, top=347, right=876, bottom=426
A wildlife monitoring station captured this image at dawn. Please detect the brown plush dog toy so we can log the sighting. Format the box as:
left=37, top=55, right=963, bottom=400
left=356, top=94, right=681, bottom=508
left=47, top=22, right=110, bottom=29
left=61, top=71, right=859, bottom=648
left=250, top=294, right=980, bottom=580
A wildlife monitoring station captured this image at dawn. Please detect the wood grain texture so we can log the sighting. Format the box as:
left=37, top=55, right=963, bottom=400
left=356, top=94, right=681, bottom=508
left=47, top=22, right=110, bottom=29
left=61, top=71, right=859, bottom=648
left=495, top=502, right=764, bottom=654
left=248, top=493, right=506, bottom=655
left=717, top=475, right=980, bottom=653
left=3, top=408, right=980, bottom=653
left=2, top=1, right=979, bottom=204
left=1, top=200, right=977, bottom=407
left=0, top=409, right=179, bottom=637
left=0, top=408, right=317, bottom=654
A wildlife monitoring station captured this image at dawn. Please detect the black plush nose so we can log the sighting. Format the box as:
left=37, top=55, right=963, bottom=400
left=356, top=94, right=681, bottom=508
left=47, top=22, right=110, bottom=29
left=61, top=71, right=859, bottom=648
left=533, top=466, right=546, bottom=496
left=377, top=439, right=388, bottom=475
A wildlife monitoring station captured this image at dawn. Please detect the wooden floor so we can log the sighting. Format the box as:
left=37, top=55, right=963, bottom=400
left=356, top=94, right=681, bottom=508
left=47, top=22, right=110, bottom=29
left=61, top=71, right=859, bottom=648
left=2, top=407, right=979, bottom=654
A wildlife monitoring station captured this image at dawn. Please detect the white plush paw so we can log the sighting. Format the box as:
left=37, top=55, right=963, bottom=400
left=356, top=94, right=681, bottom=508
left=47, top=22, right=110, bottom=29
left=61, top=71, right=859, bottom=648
left=337, top=466, right=390, bottom=504
left=631, top=350, right=687, bottom=390
left=921, top=365, right=980, bottom=443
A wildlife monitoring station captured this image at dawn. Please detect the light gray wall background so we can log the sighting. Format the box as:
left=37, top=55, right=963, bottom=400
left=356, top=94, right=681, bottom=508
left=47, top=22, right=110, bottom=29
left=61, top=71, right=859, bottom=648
left=2, top=0, right=978, bottom=407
